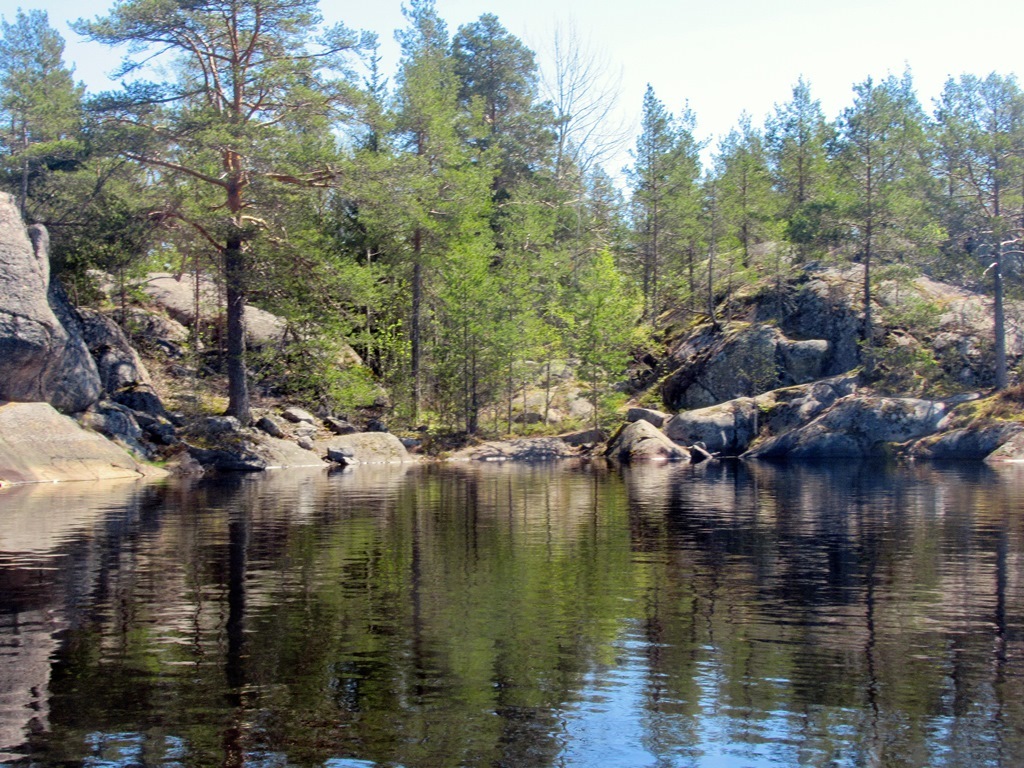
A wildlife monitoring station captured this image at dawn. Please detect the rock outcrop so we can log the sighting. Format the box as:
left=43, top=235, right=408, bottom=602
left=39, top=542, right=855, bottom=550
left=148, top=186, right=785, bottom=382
left=605, top=419, right=689, bottom=462
left=0, top=195, right=102, bottom=413
left=657, top=264, right=1024, bottom=412
left=0, top=401, right=164, bottom=484
left=318, top=432, right=414, bottom=464
left=744, top=395, right=948, bottom=459
left=450, top=437, right=577, bottom=462
left=661, top=324, right=832, bottom=411
left=664, top=398, right=759, bottom=455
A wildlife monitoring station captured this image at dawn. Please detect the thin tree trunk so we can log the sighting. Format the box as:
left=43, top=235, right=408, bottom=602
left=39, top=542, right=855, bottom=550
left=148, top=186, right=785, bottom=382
left=19, top=121, right=29, bottom=220
left=224, top=237, right=250, bottom=425
left=411, top=230, right=423, bottom=422
left=994, top=245, right=1008, bottom=389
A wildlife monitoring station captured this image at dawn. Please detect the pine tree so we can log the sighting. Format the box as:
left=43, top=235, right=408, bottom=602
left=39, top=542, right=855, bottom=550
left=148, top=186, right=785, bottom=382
left=629, top=85, right=678, bottom=320
left=934, top=73, right=1024, bottom=388
left=835, top=71, right=931, bottom=367
left=765, top=77, right=835, bottom=258
left=714, top=113, right=778, bottom=269
left=73, top=0, right=366, bottom=425
left=0, top=9, right=83, bottom=219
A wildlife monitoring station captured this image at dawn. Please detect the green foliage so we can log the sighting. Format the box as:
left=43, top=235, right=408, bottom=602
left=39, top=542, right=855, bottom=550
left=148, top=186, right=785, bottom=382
left=9, top=0, right=1024, bottom=420
left=872, top=336, right=941, bottom=395
left=0, top=8, right=84, bottom=218
left=564, top=250, right=644, bottom=429
left=251, top=336, right=380, bottom=414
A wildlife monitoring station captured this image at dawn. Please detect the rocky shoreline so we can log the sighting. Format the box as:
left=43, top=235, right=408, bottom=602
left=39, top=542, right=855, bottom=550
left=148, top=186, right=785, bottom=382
left=2, top=191, right=1023, bottom=488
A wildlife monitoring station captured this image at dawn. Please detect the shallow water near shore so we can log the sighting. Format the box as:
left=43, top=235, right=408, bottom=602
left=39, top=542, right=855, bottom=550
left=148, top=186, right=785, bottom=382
left=2, top=459, right=1024, bottom=767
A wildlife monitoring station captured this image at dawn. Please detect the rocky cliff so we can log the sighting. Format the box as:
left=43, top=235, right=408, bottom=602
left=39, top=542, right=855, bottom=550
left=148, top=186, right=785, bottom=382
left=617, top=263, right=1024, bottom=463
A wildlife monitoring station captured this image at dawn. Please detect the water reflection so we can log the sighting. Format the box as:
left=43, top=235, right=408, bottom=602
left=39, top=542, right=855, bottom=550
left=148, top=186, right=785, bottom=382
left=1, top=461, right=1023, bottom=766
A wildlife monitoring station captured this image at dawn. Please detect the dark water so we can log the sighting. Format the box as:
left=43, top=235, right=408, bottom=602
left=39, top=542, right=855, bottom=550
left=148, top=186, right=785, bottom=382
left=2, top=459, right=1024, bottom=767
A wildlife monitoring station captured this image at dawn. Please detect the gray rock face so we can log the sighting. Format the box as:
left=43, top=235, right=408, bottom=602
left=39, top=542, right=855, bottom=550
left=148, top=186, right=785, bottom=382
left=909, top=423, right=1024, bottom=460
left=745, top=396, right=948, bottom=459
left=760, top=375, right=858, bottom=436
left=605, top=419, right=689, bottom=462
left=661, top=324, right=832, bottom=411
left=0, top=401, right=162, bottom=484
left=665, top=398, right=760, bottom=456
left=762, top=269, right=864, bottom=376
left=78, top=309, right=154, bottom=393
left=627, top=407, right=668, bottom=429
left=318, top=432, right=413, bottom=464
left=78, top=401, right=152, bottom=459
left=0, top=196, right=102, bottom=413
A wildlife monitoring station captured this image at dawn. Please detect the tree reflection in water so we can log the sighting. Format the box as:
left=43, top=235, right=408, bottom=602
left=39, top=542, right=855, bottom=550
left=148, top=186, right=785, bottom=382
left=1, top=460, right=1023, bottom=766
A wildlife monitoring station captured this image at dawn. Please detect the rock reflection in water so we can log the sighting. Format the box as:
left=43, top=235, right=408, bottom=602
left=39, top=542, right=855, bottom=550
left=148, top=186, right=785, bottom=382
left=0, top=461, right=1022, bottom=766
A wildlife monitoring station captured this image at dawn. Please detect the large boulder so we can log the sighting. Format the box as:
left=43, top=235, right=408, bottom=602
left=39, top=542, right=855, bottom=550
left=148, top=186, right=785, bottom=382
left=661, top=324, right=832, bottom=411
left=187, top=431, right=329, bottom=472
left=664, top=398, right=760, bottom=456
left=78, top=308, right=154, bottom=393
left=627, top=407, right=669, bottom=429
left=758, top=375, right=859, bottom=436
left=318, top=432, right=413, bottom=464
left=909, top=423, right=1024, bottom=460
left=0, top=401, right=163, bottom=484
left=744, top=395, right=948, bottom=459
left=136, top=272, right=360, bottom=364
left=138, top=272, right=286, bottom=348
left=605, top=419, right=689, bottom=462
left=449, top=437, right=575, bottom=462
left=0, top=196, right=102, bottom=413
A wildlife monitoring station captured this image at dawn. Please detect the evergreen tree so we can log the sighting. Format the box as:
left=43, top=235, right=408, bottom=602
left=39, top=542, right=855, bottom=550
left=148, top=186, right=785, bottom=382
left=629, top=85, right=678, bottom=320
left=765, top=77, right=835, bottom=257
left=452, top=13, right=552, bottom=197
left=392, top=0, right=495, bottom=424
left=564, top=250, right=643, bottom=429
left=73, top=0, right=366, bottom=425
left=835, top=71, right=932, bottom=366
left=934, top=73, right=1024, bottom=388
left=0, top=9, right=83, bottom=220
left=714, top=113, right=778, bottom=269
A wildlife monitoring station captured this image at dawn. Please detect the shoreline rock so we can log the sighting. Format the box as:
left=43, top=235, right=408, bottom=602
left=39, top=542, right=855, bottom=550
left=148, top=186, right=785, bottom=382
left=0, top=401, right=166, bottom=485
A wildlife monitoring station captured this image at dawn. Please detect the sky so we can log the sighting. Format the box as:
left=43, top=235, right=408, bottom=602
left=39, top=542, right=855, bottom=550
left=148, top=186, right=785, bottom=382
left=14, top=0, right=1024, bottom=179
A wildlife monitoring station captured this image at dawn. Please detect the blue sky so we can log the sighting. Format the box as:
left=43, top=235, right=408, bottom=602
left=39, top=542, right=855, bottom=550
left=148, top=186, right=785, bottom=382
left=15, top=0, right=1024, bottom=177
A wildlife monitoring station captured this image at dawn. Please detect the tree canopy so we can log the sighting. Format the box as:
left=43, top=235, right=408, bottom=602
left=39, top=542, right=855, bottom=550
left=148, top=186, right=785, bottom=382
left=2, top=0, right=1023, bottom=434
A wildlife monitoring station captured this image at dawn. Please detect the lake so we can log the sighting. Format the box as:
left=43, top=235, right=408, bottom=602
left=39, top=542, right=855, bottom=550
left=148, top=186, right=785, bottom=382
left=2, top=459, right=1024, bottom=767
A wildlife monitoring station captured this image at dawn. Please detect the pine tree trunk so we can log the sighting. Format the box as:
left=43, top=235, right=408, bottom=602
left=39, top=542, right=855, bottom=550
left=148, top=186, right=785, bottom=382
left=411, top=230, right=423, bottom=422
left=994, top=247, right=1008, bottom=389
left=225, top=237, right=251, bottom=425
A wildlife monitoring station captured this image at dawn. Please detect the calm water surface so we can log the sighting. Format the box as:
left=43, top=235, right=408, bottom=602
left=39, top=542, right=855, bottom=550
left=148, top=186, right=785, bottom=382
left=2, top=459, right=1024, bottom=767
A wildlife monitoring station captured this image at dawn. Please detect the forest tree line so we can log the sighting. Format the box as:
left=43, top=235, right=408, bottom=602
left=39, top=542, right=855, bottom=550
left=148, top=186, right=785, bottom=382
left=1, top=0, right=1022, bottom=433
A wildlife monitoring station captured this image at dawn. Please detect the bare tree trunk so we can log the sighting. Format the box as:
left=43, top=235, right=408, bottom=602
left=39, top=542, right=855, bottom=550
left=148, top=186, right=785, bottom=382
left=224, top=237, right=250, bottom=425
left=411, top=230, right=423, bottom=422
left=994, top=245, right=1008, bottom=389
